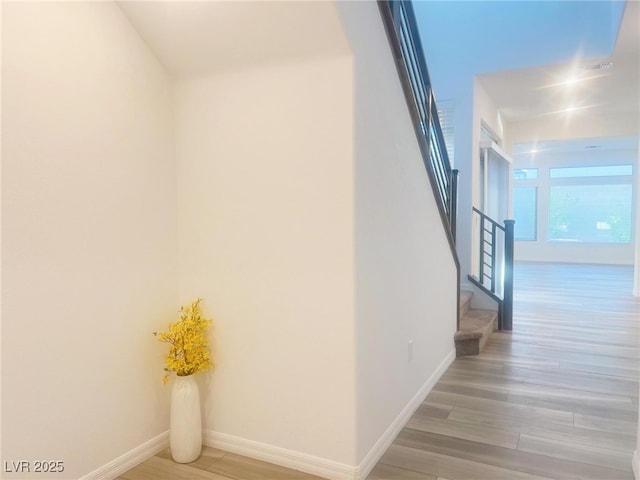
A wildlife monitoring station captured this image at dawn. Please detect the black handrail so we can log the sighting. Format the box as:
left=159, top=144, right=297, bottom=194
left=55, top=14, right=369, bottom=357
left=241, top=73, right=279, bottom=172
left=469, top=207, right=515, bottom=330
left=378, top=0, right=458, bottom=248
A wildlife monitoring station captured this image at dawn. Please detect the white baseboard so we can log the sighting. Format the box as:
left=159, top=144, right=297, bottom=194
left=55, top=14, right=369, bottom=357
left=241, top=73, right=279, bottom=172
left=74, top=348, right=453, bottom=480
left=204, top=430, right=358, bottom=480
left=633, top=450, right=639, bottom=480
left=356, top=347, right=456, bottom=479
left=205, top=348, right=456, bottom=480
left=79, top=431, right=169, bottom=480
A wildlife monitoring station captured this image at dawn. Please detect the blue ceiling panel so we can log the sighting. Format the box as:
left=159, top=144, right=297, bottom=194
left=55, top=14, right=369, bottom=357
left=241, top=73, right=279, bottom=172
left=413, top=0, right=626, bottom=98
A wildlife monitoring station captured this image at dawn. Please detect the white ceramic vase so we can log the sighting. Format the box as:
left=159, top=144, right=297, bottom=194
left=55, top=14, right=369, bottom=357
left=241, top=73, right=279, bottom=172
left=170, top=374, right=202, bottom=463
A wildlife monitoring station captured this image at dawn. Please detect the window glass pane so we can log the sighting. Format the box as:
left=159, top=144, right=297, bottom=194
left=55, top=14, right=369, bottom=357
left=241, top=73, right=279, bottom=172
left=550, top=165, right=632, bottom=178
left=514, top=187, right=537, bottom=240
left=514, top=168, right=538, bottom=180
left=548, top=184, right=632, bottom=243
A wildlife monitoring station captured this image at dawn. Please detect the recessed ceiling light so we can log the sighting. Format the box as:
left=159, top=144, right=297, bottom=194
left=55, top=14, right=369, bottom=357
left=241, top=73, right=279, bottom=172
left=562, top=76, right=579, bottom=86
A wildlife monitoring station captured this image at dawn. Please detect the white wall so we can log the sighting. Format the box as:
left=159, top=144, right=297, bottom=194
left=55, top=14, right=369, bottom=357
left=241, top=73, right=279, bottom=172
left=450, top=80, right=507, bottom=306
left=636, top=386, right=640, bottom=479
left=2, top=2, right=177, bottom=479
left=453, top=85, right=476, bottom=284
left=176, top=3, right=459, bottom=471
left=336, top=2, right=458, bottom=467
left=174, top=56, right=358, bottom=465
left=474, top=80, right=508, bottom=220
left=505, top=113, right=640, bottom=153
left=635, top=139, right=640, bottom=295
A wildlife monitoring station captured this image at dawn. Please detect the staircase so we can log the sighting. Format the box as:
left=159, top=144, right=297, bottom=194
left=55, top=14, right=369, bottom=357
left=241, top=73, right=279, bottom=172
left=454, top=291, right=498, bottom=356
left=378, top=1, right=513, bottom=357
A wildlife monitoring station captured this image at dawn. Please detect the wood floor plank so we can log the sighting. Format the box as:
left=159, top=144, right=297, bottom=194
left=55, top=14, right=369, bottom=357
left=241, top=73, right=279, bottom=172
left=119, top=455, right=231, bottom=480
left=426, top=390, right=574, bottom=425
left=156, top=446, right=225, bottom=470
left=574, top=412, right=639, bottom=435
left=406, top=414, right=520, bottom=449
left=206, top=452, right=325, bottom=480
left=505, top=381, right=636, bottom=409
left=506, top=391, right=638, bottom=423
left=446, top=405, right=572, bottom=431
left=367, top=463, right=439, bottom=479
left=454, top=353, right=560, bottom=370
left=515, top=417, right=636, bottom=452
left=379, top=444, right=555, bottom=480
left=522, top=344, right=639, bottom=369
left=503, top=364, right=638, bottom=397
left=441, top=360, right=638, bottom=398
left=433, top=381, right=509, bottom=401
left=394, top=428, right=633, bottom=480
left=517, top=434, right=633, bottom=471
left=446, top=358, right=506, bottom=375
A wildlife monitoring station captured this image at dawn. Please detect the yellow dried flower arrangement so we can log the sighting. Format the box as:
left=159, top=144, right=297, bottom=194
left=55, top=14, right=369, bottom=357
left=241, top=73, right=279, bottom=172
left=154, top=298, right=215, bottom=384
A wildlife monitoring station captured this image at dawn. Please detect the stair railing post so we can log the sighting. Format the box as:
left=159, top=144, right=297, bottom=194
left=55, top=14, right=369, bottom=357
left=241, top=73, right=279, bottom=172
left=503, top=219, right=515, bottom=331
left=450, top=169, right=459, bottom=244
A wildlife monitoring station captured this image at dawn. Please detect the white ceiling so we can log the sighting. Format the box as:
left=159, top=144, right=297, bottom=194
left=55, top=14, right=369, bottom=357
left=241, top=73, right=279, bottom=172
left=476, top=1, right=639, bottom=123
left=513, top=135, right=638, bottom=156
left=117, top=1, right=350, bottom=79
left=117, top=0, right=637, bottom=155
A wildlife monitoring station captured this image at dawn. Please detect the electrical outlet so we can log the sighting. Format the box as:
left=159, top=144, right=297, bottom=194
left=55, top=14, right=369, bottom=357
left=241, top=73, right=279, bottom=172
left=408, top=340, right=414, bottom=362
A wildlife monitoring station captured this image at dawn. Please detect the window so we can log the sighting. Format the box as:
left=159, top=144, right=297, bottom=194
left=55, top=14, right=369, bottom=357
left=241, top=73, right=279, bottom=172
left=550, top=165, right=633, bottom=178
left=514, top=168, right=538, bottom=180
left=513, top=187, right=537, bottom=240
left=513, top=159, right=634, bottom=246
left=548, top=184, right=632, bottom=243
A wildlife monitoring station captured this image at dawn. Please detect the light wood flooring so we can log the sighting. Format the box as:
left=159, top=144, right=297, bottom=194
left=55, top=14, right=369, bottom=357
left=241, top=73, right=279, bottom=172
left=121, top=263, right=639, bottom=480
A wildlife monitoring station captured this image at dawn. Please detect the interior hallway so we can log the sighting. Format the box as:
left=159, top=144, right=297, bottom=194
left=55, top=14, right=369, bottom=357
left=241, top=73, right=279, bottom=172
left=372, top=262, right=639, bottom=479
left=120, top=263, right=639, bottom=480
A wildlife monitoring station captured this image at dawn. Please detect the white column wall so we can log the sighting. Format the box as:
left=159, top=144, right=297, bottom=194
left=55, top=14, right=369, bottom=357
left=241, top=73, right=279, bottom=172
left=2, top=3, right=177, bottom=478
left=335, top=2, right=458, bottom=466
left=174, top=57, right=358, bottom=465
left=633, top=139, right=640, bottom=296
left=454, top=85, right=476, bottom=282
left=454, top=79, right=506, bottom=305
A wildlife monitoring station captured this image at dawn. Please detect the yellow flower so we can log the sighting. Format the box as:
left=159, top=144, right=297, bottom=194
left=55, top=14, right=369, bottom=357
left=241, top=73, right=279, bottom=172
left=154, top=298, right=215, bottom=384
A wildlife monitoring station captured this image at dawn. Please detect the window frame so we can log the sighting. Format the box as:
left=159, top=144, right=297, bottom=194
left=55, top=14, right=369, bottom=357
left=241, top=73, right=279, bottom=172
left=513, top=185, right=538, bottom=241
left=513, top=162, right=635, bottom=246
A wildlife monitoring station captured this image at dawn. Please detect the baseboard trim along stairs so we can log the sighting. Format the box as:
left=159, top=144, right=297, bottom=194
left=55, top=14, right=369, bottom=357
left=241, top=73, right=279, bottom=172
left=204, top=430, right=358, bottom=480
left=454, top=291, right=497, bottom=356
left=206, top=348, right=456, bottom=480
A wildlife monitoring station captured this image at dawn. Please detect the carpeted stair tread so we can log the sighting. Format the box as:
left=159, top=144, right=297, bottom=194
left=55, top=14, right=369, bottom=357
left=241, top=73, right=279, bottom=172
left=455, top=292, right=498, bottom=356
left=459, top=309, right=498, bottom=333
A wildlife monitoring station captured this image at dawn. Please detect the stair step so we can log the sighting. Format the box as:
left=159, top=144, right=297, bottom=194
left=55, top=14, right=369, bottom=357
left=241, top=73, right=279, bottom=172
left=455, top=308, right=498, bottom=357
